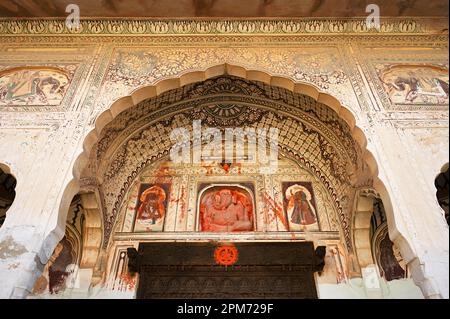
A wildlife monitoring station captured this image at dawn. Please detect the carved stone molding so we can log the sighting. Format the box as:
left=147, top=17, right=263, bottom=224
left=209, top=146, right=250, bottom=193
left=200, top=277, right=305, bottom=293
left=0, top=18, right=447, bottom=37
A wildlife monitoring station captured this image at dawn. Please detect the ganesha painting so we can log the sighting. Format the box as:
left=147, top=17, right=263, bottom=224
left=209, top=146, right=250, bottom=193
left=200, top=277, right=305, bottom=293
left=199, top=185, right=254, bottom=232
left=134, top=183, right=170, bottom=232
left=283, top=182, right=319, bottom=231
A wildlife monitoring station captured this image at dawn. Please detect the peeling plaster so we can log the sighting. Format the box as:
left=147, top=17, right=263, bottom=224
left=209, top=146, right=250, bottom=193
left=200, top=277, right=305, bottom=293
left=0, top=236, right=27, bottom=259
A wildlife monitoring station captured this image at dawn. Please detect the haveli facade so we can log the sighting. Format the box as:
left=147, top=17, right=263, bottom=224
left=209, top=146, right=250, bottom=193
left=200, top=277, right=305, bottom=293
left=0, top=17, right=448, bottom=299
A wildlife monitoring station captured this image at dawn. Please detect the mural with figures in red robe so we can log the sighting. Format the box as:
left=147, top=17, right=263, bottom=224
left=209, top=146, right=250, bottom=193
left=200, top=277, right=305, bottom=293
left=199, top=184, right=254, bottom=232
left=282, top=182, right=319, bottom=231
left=134, top=183, right=170, bottom=232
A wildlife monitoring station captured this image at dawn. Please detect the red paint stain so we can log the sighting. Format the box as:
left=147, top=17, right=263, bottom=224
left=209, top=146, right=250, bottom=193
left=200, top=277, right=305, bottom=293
left=262, top=191, right=288, bottom=230
left=170, top=185, right=187, bottom=221
left=155, top=163, right=171, bottom=178
left=151, top=162, right=173, bottom=193
left=120, top=273, right=136, bottom=291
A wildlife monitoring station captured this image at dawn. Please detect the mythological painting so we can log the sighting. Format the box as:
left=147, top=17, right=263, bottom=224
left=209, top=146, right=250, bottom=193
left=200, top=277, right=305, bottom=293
left=379, top=65, right=449, bottom=105
left=133, top=183, right=170, bottom=232
left=282, top=182, right=319, bottom=231
left=374, top=228, right=407, bottom=281
left=199, top=184, right=255, bottom=232
left=32, top=236, right=77, bottom=295
left=0, top=68, right=70, bottom=106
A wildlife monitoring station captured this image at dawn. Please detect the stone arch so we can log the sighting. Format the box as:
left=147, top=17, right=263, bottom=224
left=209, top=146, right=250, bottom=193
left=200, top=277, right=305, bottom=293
left=78, top=192, right=103, bottom=268
left=73, top=64, right=367, bottom=181
left=89, top=77, right=365, bottom=250
left=352, top=187, right=378, bottom=270
left=352, top=186, right=410, bottom=277
left=353, top=176, right=443, bottom=298
left=70, top=64, right=374, bottom=248
left=57, top=63, right=420, bottom=295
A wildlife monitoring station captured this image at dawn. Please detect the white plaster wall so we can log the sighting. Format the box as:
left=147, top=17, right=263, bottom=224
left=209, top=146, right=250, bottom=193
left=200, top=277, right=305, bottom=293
left=318, top=278, right=424, bottom=299
left=365, top=122, right=449, bottom=298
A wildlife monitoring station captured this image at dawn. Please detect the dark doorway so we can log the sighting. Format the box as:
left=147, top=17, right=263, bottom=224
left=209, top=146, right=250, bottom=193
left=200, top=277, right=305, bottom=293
left=135, top=242, right=320, bottom=299
left=0, top=166, right=16, bottom=228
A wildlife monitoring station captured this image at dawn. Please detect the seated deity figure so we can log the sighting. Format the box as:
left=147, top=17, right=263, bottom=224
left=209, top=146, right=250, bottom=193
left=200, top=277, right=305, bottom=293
left=201, top=188, right=253, bottom=232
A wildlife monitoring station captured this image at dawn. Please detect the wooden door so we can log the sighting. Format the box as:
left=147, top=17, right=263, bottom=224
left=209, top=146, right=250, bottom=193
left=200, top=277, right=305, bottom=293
left=136, top=242, right=320, bottom=299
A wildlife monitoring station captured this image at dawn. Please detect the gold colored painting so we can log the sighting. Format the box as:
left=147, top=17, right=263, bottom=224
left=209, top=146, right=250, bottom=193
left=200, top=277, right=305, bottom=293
left=0, top=68, right=70, bottom=106
left=379, top=65, right=449, bottom=105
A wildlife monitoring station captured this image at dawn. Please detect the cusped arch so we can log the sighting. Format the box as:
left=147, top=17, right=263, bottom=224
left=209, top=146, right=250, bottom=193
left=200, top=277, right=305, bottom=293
left=61, top=63, right=415, bottom=284
left=70, top=64, right=381, bottom=242
left=74, top=64, right=370, bottom=181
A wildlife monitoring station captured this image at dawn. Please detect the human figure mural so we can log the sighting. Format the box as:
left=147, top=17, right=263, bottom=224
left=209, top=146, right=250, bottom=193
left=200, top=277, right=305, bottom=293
left=0, top=68, right=70, bottom=106
left=379, top=65, right=449, bottom=105
left=32, top=236, right=76, bottom=295
left=134, top=184, right=169, bottom=231
left=378, top=232, right=406, bottom=281
left=283, top=183, right=318, bottom=231
left=200, top=186, right=254, bottom=232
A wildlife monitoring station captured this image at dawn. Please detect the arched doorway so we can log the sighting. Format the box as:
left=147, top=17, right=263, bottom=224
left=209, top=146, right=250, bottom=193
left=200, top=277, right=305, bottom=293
left=61, top=66, right=417, bottom=298
left=30, top=195, right=84, bottom=297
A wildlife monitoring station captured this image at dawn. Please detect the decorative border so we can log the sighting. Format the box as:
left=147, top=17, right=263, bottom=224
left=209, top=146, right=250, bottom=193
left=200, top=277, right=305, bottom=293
left=113, top=231, right=340, bottom=241
left=0, top=17, right=447, bottom=36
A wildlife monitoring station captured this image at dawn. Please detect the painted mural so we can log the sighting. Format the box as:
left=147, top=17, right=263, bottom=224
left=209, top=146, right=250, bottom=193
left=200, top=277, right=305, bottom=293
left=318, top=245, right=349, bottom=284
left=106, top=248, right=137, bottom=292
left=133, top=183, right=170, bottom=232
left=32, top=236, right=77, bottom=295
left=374, top=229, right=407, bottom=281
left=0, top=68, right=70, bottom=106
left=199, top=184, right=254, bottom=232
left=282, top=182, right=319, bottom=231
left=379, top=65, right=449, bottom=105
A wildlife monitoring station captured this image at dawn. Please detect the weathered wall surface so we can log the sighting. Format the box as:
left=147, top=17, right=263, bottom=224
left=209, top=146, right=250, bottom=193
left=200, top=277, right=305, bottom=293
left=0, top=18, right=448, bottom=299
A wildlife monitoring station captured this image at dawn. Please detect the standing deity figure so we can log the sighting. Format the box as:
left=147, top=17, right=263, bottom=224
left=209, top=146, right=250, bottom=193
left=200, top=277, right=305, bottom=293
left=286, top=185, right=317, bottom=225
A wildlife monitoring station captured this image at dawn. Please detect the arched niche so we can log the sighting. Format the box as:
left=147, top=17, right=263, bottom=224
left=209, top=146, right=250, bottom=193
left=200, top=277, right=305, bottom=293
left=31, top=196, right=83, bottom=297
left=79, top=75, right=372, bottom=250
left=55, top=65, right=415, bottom=295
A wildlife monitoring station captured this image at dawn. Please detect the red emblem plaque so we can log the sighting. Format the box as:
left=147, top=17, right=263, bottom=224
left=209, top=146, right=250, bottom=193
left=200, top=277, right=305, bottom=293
left=214, top=245, right=238, bottom=266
